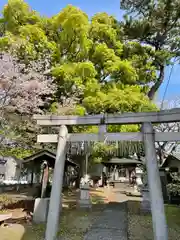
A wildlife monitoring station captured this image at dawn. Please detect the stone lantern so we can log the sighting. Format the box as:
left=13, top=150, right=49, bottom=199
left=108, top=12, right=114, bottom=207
left=78, top=174, right=92, bottom=208
left=134, top=166, right=143, bottom=192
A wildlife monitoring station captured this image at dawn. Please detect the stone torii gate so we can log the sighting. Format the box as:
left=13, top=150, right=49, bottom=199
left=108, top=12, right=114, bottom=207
left=33, top=109, right=180, bottom=240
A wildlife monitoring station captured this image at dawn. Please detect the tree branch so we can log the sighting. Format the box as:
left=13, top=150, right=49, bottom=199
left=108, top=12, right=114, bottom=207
left=148, top=65, right=165, bottom=100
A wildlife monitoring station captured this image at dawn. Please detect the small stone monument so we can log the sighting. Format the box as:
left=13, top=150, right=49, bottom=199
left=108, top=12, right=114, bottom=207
left=133, top=167, right=143, bottom=193
left=33, top=198, right=50, bottom=223
left=141, top=173, right=151, bottom=213
left=135, top=167, right=143, bottom=187
left=78, top=175, right=92, bottom=209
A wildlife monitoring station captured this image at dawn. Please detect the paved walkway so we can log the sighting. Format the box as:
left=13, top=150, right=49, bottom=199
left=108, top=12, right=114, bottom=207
left=83, top=202, right=128, bottom=240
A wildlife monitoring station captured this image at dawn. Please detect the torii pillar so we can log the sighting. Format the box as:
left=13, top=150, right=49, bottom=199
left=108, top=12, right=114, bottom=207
left=142, top=122, right=168, bottom=240
left=45, top=125, right=68, bottom=240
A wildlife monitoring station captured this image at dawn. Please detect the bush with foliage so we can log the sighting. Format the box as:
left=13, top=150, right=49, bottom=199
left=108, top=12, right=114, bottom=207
left=91, top=142, right=118, bottom=163
left=167, top=173, right=180, bottom=196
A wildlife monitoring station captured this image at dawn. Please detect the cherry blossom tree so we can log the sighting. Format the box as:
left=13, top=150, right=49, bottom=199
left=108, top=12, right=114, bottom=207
left=0, top=53, right=55, bottom=114
left=0, top=53, right=56, bottom=145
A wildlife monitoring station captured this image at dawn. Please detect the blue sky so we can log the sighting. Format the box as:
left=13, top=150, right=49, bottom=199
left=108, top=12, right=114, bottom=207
left=0, top=0, right=179, bottom=102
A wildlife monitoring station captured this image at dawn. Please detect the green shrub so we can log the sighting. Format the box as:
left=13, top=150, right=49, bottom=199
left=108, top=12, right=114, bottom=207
left=167, top=173, right=180, bottom=196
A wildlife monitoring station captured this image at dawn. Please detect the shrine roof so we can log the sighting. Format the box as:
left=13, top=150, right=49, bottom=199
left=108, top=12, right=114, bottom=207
left=161, top=152, right=180, bottom=168
left=23, top=149, right=78, bottom=167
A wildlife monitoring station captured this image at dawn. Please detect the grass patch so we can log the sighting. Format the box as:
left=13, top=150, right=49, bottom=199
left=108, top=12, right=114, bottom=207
left=0, top=210, right=98, bottom=240
left=14, top=207, right=103, bottom=240
left=90, top=188, right=108, bottom=204
left=90, top=194, right=106, bottom=204
left=128, top=201, right=180, bottom=240
left=22, top=224, right=45, bottom=240
left=165, top=204, right=180, bottom=226
left=0, top=194, right=19, bottom=208
left=0, top=189, right=107, bottom=240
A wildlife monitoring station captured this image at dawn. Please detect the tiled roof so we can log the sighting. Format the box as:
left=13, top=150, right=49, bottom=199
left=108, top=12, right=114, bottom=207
left=172, top=152, right=180, bottom=160
left=161, top=151, right=180, bottom=168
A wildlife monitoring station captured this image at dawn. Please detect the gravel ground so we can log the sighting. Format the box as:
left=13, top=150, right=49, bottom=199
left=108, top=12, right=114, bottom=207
left=84, top=202, right=128, bottom=240
left=127, top=201, right=180, bottom=240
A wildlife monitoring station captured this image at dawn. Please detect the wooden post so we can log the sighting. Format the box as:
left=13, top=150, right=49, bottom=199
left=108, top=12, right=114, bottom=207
left=30, top=168, right=34, bottom=186
left=142, top=122, right=168, bottom=240
left=16, top=162, right=22, bottom=192
left=45, top=125, right=68, bottom=240
left=85, top=153, right=88, bottom=175
left=84, top=141, right=91, bottom=177
left=41, top=162, right=49, bottom=198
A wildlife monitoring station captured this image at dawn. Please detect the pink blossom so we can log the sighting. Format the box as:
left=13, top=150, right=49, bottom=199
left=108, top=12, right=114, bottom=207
left=0, top=53, right=56, bottom=116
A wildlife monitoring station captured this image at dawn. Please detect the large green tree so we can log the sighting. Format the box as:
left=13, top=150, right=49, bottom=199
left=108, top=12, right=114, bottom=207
left=0, top=0, right=158, bottom=159
left=120, top=0, right=180, bottom=100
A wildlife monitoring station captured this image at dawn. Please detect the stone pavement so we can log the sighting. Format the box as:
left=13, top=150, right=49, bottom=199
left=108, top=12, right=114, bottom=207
left=83, top=202, right=128, bottom=240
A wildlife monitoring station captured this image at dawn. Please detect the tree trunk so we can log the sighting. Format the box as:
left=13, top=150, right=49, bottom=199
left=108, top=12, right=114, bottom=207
left=148, top=65, right=165, bottom=100
left=41, top=164, right=49, bottom=198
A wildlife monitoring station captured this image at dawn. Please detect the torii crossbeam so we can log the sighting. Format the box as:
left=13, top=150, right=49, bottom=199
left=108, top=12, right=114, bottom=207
left=34, top=108, right=180, bottom=240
